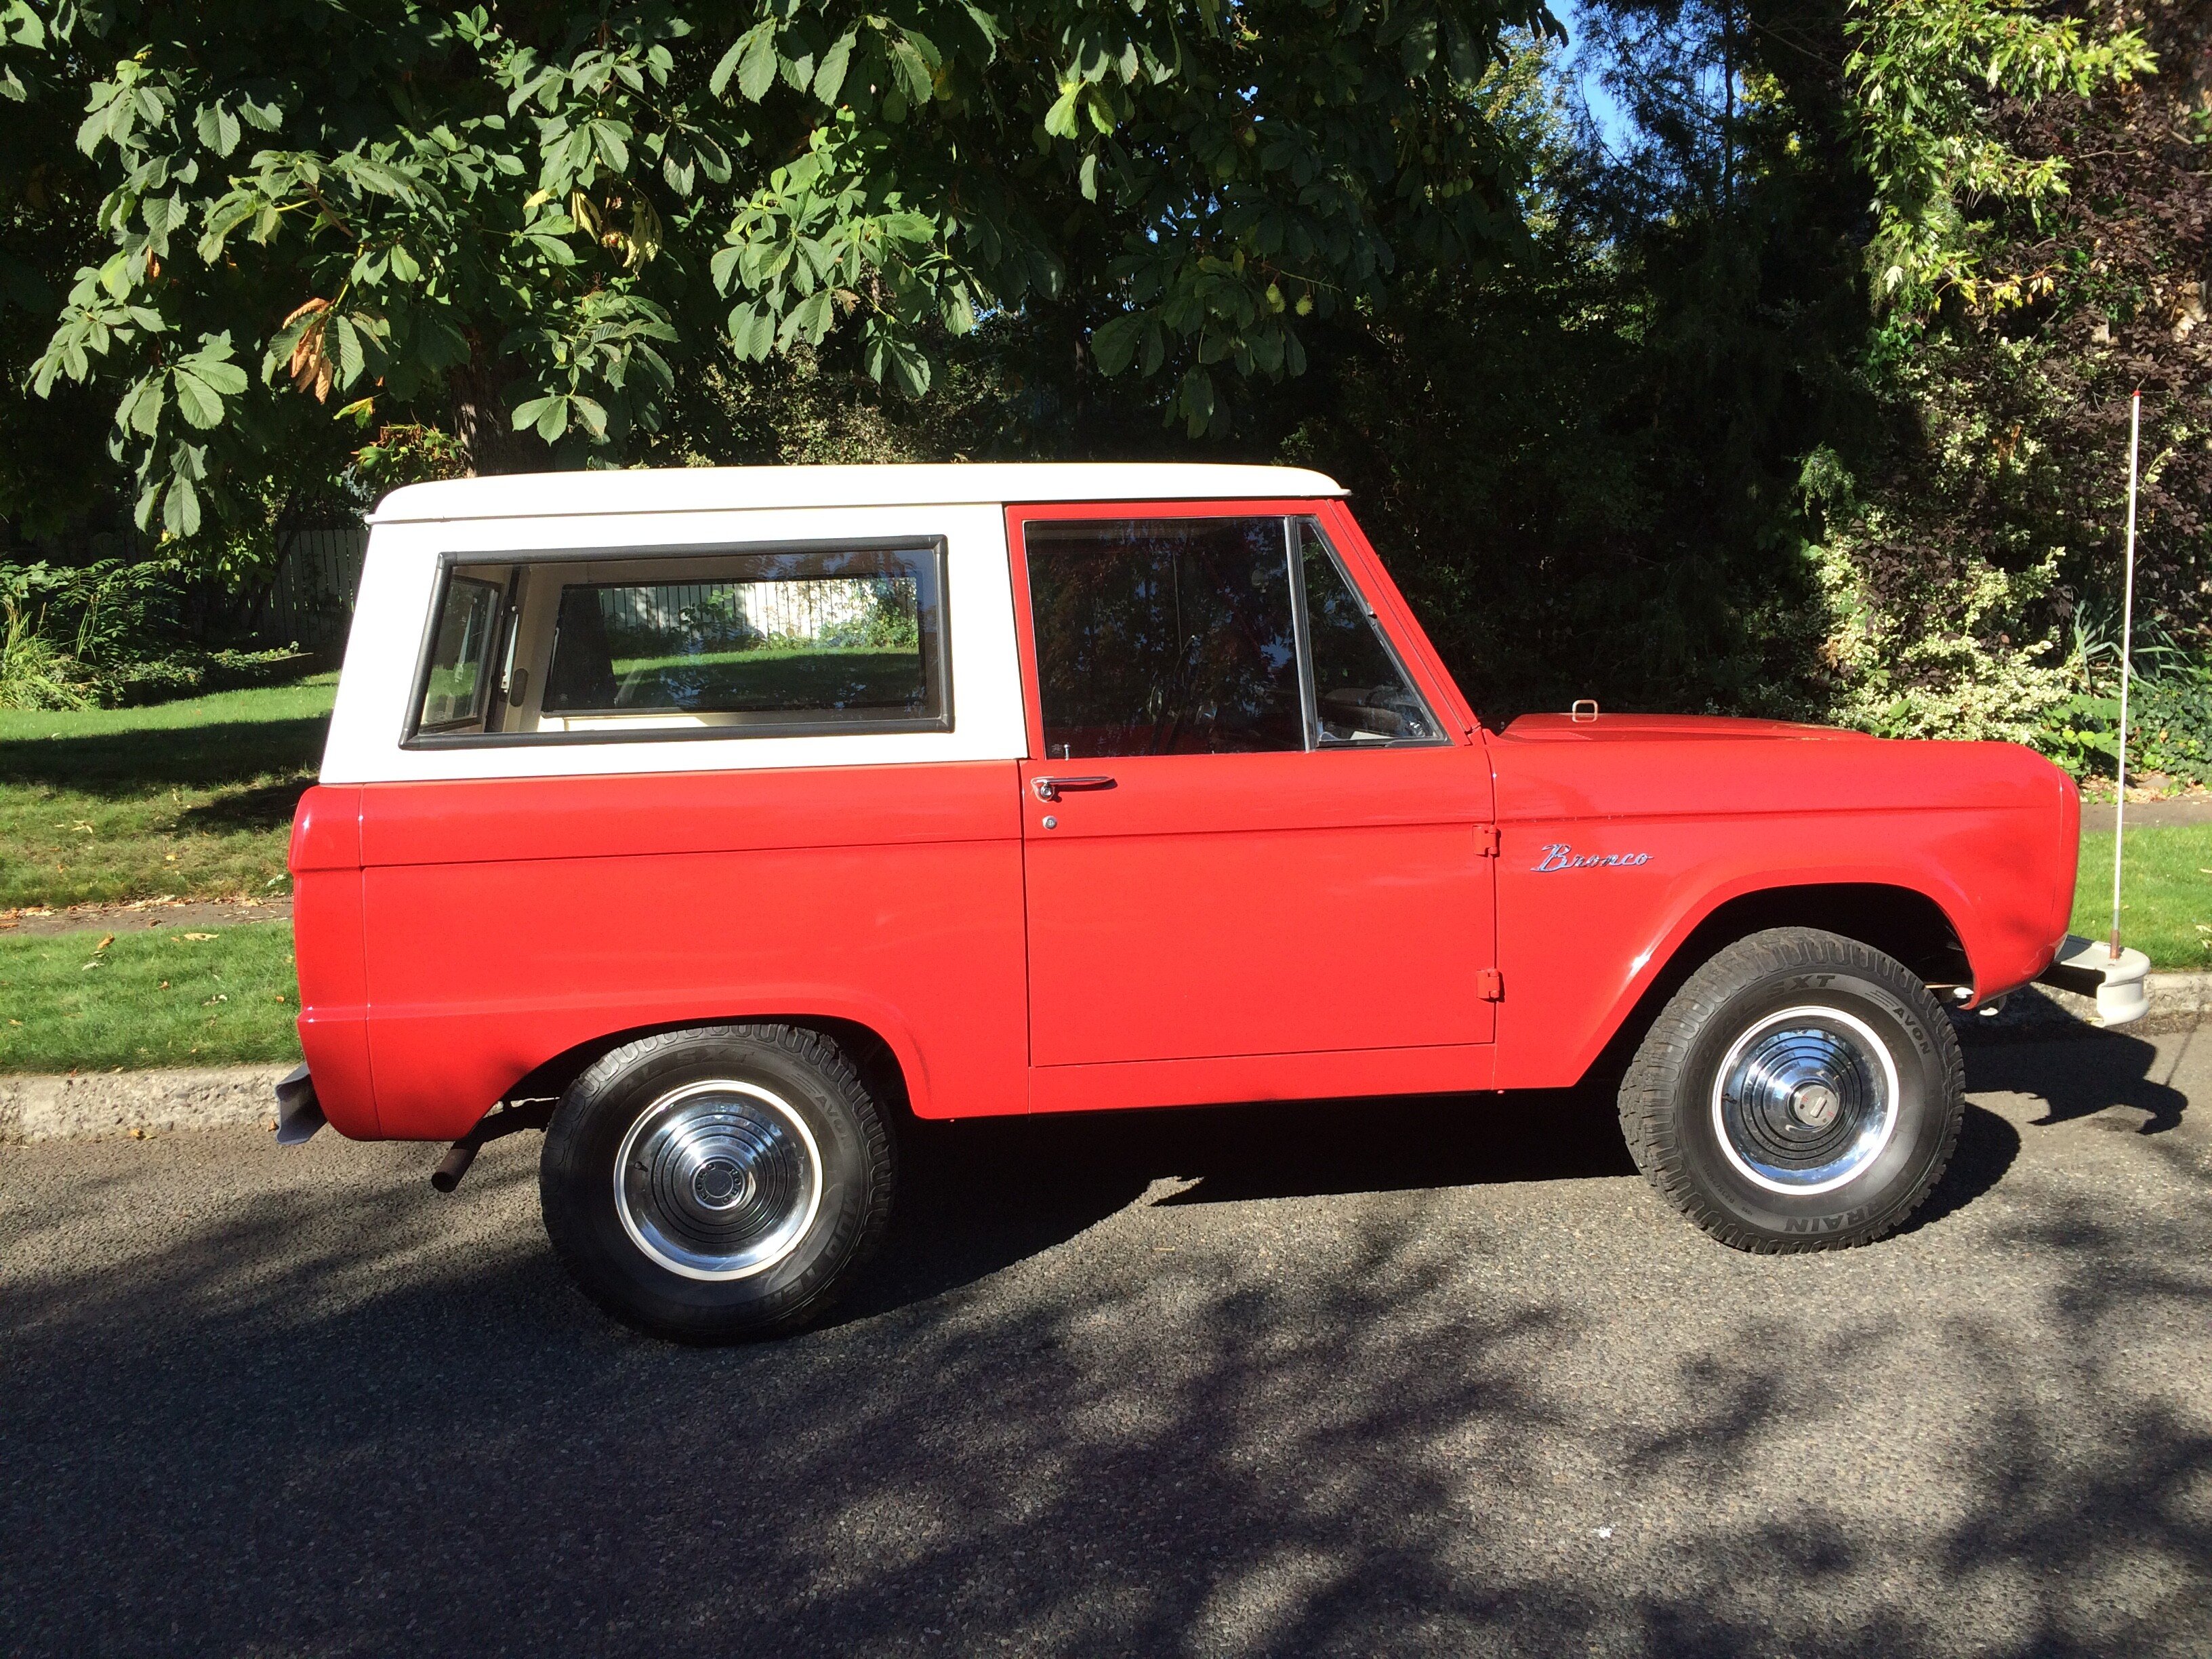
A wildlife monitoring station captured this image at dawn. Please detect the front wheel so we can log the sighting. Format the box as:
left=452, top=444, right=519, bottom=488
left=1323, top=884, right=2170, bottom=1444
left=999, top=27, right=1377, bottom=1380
left=1618, top=927, right=1963, bottom=1252
left=541, top=1024, right=897, bottom=1340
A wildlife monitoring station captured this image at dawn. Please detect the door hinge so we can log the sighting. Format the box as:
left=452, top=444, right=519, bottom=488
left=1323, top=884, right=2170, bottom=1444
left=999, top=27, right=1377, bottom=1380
left=1475, top=823, right=1500, bottom=857
left=1477, top=968, right=1504, bottom=1002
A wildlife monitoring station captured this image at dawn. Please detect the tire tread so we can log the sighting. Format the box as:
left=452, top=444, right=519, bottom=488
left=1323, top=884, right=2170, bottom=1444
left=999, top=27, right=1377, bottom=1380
left=541, top=1022, right=897, bottom=1340
left=1617, top=927, right=1964, bottom=1253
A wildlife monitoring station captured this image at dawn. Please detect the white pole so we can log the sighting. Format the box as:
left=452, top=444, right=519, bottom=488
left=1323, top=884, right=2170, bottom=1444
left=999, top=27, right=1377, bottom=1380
left=2110, top=388, right=2141, bottom=960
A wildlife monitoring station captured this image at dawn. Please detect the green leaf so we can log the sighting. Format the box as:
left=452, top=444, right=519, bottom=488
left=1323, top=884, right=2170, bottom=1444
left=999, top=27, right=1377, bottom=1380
left=570, top=395, right=608, bottom=438
left=389, top=243, right=420, bottom=283
left=171, top=371, right=224, bottom=428
left=590, top=119, right=630, bottom=176
left=511, top=394, right=560, bottom=431
left=1091, top=312, right=1144, bottom=375
left=779, top=287, right=833, bottom=346
left=727, top=301, right=775, bottom=359
left=161, top=472, right=200, bottom=537
left=865, top=328, right=930, bottom=396
left=331, top=314, right=364, bottom=386
left=193, top=102, right=241, bottom=157
left=889, top=40, right=934, bottom=107
left=813, top=33, right=854, bottom=103
left=1179, top=367, right=1214, bottom=435
left=184, top=342, right=247, bottom=395
left=533, top=397, right=569, bottom=443
left=1043, top=84, right=1084, bottom=140
left=709, top=37, right=745, bottom=98
left=120, top=377, right=164, bottom=436
left=737, top=26, right=779, bottom=102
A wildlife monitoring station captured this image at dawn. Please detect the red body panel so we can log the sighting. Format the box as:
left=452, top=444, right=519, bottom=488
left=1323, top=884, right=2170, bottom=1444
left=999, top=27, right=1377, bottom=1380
left=1485, top=720, right=2078, bottom=1088
left=290, top=493, right=2083, bottom=1141
left=1015, top=748, right=1498, bottom=1073
left=330, top=764, right=1027, bottom=1140
left=288, top=787, right=377, bottom=1137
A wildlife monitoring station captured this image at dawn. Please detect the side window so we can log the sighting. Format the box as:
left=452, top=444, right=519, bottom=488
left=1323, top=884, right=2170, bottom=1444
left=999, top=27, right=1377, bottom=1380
left=1296, top=520, right=1442, bottom=745
left=415, top=575, right=506, bottom=731
left=409, top=544, right=948, bottom=743
left=1025, top=517, right=1303, bottom=758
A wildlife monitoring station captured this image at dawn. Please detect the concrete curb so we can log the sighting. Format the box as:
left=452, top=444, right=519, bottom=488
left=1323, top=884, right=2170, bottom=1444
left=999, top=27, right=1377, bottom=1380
left=1, top=975, right=2205, bottom=1144
left=0, top=1065, right=292, bottom=1145
left=1957, top=971, right=2211, bottom=1040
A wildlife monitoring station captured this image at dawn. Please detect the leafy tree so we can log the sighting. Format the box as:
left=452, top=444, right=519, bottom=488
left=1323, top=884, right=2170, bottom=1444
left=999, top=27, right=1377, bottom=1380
left=12, top=0, right=1559, bottom=544
left=1844, top=0, right=2154, bottom=314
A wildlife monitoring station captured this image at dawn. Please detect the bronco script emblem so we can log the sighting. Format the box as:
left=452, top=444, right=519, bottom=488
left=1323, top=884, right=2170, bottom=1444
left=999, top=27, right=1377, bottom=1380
left=1534, top=844, right=1652, bottom=872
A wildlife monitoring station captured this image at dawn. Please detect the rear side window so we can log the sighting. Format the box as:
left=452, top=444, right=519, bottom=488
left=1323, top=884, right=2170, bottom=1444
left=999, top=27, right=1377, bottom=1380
left=408, top=543, right=949, bottom=743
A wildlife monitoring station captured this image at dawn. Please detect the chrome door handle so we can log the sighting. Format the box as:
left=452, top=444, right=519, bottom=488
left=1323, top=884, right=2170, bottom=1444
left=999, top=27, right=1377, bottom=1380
left=1031, top=775, right=1116, bottom=802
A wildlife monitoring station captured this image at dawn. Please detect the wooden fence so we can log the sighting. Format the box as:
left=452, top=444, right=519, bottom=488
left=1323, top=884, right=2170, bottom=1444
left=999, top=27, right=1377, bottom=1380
left=600, top=576, right=890, bottom=647
left=252, top=521, right=369, bottom=646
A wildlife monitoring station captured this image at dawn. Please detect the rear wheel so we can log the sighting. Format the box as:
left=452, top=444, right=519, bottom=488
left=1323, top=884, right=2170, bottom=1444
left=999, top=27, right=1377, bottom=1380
left=1618, top=927, right=1963, bottom=1251
left=541, top=1024, right=896, bottom=1340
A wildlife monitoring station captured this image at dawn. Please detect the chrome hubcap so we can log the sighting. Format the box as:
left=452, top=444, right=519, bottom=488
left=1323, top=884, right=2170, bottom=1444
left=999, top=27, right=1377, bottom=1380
left=1711, top=1006, right=1900, bottom=1196
left=613, top=1080, right=823, bottom=1280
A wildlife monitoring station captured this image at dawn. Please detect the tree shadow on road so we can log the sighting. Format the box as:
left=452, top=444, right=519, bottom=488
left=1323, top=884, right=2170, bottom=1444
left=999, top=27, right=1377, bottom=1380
left=2, top=1033, right=2205, bottom=1658
left=845, top=1085, right=1631, bottom=1317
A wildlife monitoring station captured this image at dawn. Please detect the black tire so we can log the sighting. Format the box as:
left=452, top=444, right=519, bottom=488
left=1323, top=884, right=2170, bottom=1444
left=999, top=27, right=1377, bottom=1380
left=1618, top=927, right=1963, bottom=1252
left=540, top=1023, right=896, bottom=1340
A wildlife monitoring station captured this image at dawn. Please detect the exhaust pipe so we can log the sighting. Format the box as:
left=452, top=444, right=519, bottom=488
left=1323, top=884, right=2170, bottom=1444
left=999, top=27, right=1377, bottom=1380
left=430, top=1140, right=480, bottom=1193
left=428, top=1099, right=556, bottom=1193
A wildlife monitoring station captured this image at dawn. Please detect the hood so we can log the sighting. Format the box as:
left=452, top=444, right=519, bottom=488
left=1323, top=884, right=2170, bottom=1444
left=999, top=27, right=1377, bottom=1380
left=1500, top=712, right=1870, bottom=743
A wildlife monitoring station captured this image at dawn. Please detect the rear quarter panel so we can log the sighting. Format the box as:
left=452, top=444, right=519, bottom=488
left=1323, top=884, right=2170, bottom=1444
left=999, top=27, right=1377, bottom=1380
left=1489, top=732, right=2076, bottom=1088
left=355, top=763, right=1027, bottom=1140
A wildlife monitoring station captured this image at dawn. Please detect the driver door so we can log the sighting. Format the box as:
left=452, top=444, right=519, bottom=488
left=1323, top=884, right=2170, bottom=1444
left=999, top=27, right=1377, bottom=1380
left=1010, top=503, right=1498, bottom=1090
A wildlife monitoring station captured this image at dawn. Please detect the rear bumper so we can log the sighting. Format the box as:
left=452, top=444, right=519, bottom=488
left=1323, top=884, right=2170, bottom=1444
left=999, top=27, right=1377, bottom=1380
left=2036, top=934, right=2152, bottom=1027
left=273, top=1063, right=327, bottom=1145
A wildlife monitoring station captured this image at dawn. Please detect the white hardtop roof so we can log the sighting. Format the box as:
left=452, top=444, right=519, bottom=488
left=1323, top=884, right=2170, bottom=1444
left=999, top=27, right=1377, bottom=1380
left=369, top=462, right=1345, bottom=525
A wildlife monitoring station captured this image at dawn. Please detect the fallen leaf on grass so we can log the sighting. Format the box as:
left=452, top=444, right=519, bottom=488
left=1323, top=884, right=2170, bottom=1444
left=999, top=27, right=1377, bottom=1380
left=182, top=932, right=216, bottom=941
left=202, top=993, right=228, bottom=1006
left=94, top=933, right=113, bottom=952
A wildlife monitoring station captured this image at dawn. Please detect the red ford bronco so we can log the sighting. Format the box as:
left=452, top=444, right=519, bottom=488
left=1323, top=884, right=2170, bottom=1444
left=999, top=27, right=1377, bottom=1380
left=279, top=464, right=2145, bottom=1338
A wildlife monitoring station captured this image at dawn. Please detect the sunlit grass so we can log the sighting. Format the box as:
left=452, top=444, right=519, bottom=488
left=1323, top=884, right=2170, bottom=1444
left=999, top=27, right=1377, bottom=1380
left=0, top=675, right=334, bottom=909
left=2072, top=825, right=2212, bottom=970
left=0, top=922, right=301, bottom=1072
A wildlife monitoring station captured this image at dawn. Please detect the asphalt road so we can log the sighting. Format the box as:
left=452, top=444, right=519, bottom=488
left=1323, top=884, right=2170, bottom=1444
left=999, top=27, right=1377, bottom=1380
left=3, top=1028, right=2207, bottom=1658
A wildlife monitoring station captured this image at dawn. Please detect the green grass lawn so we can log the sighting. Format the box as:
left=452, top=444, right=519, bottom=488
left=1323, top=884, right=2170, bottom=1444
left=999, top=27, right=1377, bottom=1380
left=590, top=644, right=926, bottom=712
left=0, top=674, right=335, bottom=909
left=2072, top=825, right=2211, bottom=970
left=0, top=922, right=301, bottom=1072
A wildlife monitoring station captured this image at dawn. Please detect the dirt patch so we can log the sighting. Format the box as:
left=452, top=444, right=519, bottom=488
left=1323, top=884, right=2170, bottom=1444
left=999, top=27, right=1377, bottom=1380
left=0, top=896, right=293, bottom=938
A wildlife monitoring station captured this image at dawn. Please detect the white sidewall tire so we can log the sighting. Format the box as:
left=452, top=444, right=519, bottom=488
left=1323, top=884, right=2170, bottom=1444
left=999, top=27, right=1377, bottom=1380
left=1620, top=928, right=1965, bottom=1252
left=541, top=1025, right=896, bottom=1340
